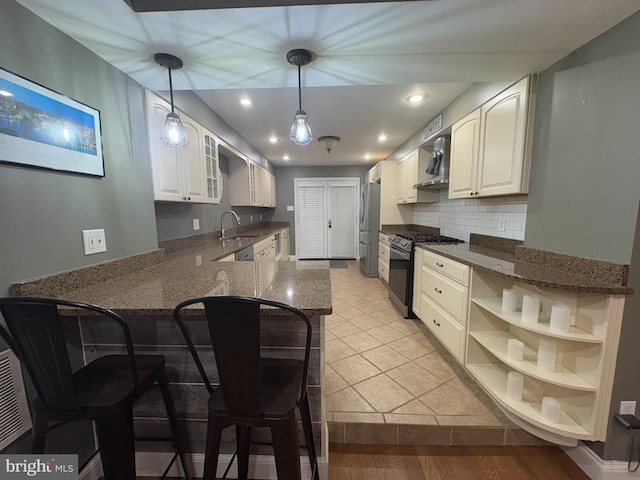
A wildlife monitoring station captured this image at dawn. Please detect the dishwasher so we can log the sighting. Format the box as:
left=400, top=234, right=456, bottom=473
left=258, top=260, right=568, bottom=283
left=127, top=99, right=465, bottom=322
left=235, top=244, right=254, bottom=261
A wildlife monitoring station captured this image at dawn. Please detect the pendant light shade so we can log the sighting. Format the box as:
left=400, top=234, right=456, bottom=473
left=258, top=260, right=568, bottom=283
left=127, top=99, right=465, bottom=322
left=290, top=110, right=312, bottom=146
left=154, top=53, right=188, bottom=148
left=287, top=49, right=313, bottom=146
left=318, top=135, right=340, bottom=154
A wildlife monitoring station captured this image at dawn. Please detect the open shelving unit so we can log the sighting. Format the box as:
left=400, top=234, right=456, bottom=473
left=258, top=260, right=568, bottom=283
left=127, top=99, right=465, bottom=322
left=465, top=270, right=625, bottom=446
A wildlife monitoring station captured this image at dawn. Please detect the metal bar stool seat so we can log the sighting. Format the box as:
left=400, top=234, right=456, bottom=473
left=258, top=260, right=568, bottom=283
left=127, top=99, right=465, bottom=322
left=0, top=297, right=193, bottom=480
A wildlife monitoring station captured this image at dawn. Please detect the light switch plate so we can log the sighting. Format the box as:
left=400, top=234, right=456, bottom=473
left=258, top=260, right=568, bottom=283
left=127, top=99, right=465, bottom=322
left=82, top=229, right=107, bottom=255
left=193, top=219, right=200, bottom=231
left=287, top=205, right=294, bottom=211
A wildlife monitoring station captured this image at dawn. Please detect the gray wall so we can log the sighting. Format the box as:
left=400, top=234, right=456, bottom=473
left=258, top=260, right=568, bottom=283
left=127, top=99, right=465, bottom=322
left=272, top=165, right=371, bottom=250
left=0, top=0, right=158, bottom=296
left=526, top=11, right=640, bottom=461
left=525, top=12, right=640, bottom=264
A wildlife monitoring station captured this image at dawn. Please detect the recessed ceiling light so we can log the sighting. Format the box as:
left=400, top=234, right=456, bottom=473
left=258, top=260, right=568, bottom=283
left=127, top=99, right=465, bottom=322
left=377, top=134, right=387, bottom=142
left=239, top=97, right=252, bottom=106
left=0, top=90, right=13, bottom=97
left=268, top=136, right=279, bottom=144
left=407, top=94, right=425, bottom=104
left=283, top=155, right=290, bottom=161
left=364, top=154, right=371, bottom=160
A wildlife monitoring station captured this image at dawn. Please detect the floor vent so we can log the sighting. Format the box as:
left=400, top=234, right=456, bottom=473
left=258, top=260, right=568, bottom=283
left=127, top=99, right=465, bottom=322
left=0, top=349, right=32, bottom=450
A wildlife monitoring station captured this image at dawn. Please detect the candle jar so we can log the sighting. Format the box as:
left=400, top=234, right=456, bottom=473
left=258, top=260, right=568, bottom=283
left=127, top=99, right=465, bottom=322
left=502, top=288, right=517, bottom=312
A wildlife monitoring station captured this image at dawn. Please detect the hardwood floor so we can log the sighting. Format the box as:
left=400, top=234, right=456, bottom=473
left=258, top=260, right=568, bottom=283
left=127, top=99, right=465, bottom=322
left=140, top=444, right=589, bottom=479
left=328, top=444, right=590, bottom=480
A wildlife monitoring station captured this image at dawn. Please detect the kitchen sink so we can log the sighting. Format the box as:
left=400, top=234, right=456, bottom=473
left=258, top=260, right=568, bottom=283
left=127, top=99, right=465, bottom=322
left=221, top=235, right=257, bottom=241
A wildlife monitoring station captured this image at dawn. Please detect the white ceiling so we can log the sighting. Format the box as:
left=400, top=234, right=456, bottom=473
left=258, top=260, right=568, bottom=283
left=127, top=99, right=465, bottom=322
left=15, top=0, right=640, bottom=166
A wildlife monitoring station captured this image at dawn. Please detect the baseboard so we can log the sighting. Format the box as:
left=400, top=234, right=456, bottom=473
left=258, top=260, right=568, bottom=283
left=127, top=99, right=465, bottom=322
left=563, top=443, right=640, bottom=479
left=80, top=451, right=328, bottom=480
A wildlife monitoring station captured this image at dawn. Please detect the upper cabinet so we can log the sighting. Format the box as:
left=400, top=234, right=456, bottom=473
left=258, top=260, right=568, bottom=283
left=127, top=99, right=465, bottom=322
left=449, top=76, right=535, bottom=199
left=396, top=149, right=438, bottom=204
left=145, top=90, right=221, bottom=204
left=228, top=158, right=276, bottom=208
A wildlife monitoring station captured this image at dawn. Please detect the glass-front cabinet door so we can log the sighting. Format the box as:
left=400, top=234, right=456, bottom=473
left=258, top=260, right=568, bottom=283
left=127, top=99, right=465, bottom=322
left=202, top=130, right=222, bottom=203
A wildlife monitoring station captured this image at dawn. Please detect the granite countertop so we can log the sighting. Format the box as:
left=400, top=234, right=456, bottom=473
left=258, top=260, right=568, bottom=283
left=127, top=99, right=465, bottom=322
left=162, top=224, right=290, bottom=260
left=60, top=248, right=332, bottom=315
left=12, top=223, right=332, bottom=315
left=416, top=242, right=631, bottom=295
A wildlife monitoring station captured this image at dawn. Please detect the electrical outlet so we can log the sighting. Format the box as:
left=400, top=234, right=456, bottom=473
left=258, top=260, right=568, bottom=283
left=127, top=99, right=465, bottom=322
left=250, top=215, right=253, bottom=222
left=260, top=214, right=263, bottom=220
left=193, top=219, right=200, bottom=231
left=620, top=401, right=637, bottom=415
left=82, top=229, right=107, bottom=255
left=498, top=217, right=506, bottom=232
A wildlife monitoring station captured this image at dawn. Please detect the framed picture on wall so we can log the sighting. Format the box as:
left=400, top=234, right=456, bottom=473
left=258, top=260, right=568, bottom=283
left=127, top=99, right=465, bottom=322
left=0, top=66, right=104, bottom=177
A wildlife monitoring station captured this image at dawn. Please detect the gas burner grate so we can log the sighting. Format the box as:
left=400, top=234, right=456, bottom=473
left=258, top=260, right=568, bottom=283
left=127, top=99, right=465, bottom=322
left=395, top=233, right=464, bottom=244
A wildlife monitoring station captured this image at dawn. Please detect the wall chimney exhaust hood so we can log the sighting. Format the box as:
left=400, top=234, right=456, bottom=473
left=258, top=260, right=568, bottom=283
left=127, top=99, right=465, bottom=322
left=415, top=135, right=450, bottom=190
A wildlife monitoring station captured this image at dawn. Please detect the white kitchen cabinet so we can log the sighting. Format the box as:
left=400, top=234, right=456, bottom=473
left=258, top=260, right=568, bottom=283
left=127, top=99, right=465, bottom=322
left=396, top=149, right=439, bottom=204
left=218, top=253, right=235, bottom=262
left=449, top=76, right=535, bottom=199
left=365, top=162, right=380, bottom=184
left=279, top=228, right=290, bottom=261
left=146, top=90, right=220, bottom=204
left=466, top=269, right=625, bottom=445
left=253, top=235, right=276, bottom=261
left=378, top=232, right=390, bottom=283
left=202, top=129, right=223, bottom=203
left=415, top=248, right=470, bottom=362
left=229, top=159, right=276, bottom=207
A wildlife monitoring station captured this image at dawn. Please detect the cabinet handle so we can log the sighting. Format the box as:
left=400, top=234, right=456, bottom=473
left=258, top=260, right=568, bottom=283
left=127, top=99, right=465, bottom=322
left=469, top=192, right=474, bottom=196
left=182, top=196, right=187, bottom=200
left=433, top=319, right=440, bottom=327
left=435, top=262, right=444, bottom=268
left=434, top=287, right=442, bottom=294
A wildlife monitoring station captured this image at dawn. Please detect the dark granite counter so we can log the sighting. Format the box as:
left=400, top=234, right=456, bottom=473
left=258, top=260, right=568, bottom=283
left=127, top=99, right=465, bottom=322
left=60, top=251, right=332, bottom=316
left=416, top=242, right=631, bottom=295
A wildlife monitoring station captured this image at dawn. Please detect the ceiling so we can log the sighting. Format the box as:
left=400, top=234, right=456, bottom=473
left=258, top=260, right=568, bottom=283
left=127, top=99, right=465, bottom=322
left=15, top=0, right=640, bottom=167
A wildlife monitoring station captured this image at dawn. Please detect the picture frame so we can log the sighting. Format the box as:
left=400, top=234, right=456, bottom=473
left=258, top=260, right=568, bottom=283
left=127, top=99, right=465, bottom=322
left=0, top=66, right=104, bottom=177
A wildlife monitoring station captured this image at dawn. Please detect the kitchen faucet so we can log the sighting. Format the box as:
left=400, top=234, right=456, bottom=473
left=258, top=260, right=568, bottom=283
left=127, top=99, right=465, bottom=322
left=220, top=210, right=241, bottom=238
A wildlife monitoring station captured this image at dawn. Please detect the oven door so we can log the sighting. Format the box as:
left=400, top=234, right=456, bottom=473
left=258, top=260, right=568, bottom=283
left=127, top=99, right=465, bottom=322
left=388, top=245, right=412, bottom=317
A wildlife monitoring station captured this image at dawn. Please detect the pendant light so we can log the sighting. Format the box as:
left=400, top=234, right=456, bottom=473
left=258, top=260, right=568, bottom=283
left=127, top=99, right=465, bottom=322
left=287, top=49, right=313, bottom=146
left=154, top=53, right=188, bottom=148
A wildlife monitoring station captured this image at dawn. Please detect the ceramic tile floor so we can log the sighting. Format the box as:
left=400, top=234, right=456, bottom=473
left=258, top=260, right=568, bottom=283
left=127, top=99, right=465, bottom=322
left=325, top=260, right=509, bottom=428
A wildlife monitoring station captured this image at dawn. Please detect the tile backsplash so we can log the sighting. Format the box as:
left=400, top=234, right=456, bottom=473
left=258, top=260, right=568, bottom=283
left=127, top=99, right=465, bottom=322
left=413, top=190, right=528, bottom=242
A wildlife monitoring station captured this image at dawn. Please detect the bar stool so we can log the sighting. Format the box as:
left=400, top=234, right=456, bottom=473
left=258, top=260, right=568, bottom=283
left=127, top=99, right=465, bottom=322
left=0, top=297, right=193, bottom=480
left=173, top=295, right=319, bottom=480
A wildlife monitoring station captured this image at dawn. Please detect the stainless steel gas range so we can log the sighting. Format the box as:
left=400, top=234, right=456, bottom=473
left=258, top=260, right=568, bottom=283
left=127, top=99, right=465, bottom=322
left=387, top=232, right=464, bottom=317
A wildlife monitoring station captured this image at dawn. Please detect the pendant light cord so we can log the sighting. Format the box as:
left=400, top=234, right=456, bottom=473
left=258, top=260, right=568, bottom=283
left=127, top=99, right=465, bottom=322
left=297, top=64, right=302, bottom=111
left=168, top=67, right=175, bottom=114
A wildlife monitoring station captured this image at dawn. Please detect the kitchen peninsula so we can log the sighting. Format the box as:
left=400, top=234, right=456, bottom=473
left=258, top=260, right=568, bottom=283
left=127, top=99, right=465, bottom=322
left=10, top=231, right=332, bottom=478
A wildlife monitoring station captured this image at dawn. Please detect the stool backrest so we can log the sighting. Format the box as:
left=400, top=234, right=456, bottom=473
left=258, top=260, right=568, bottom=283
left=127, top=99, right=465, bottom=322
left=173, top=295, right=312, bottom=421
left=0, top=297, right=138, bottom=412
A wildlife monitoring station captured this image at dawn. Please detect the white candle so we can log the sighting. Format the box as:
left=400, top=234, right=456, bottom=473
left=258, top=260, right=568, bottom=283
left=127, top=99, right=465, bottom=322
left=541, top=396, right=562, bottom=423
left=502, top=289, right=518, bottom=312
left=550, top=304, right=572, bottom=333
left=537, top=338, right=557, bottom=371
left=507, top=339, right=524, bottom=361
left=521, top=294, right=541, bottom=323
left=507, top=371, right=524, bottom=402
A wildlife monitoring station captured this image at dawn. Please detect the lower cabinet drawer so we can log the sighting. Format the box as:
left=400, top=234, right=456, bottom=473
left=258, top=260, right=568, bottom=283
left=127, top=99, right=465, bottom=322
left=421, top=266, right=469, bottom=323
left=419, top=294, right=466, bottom=362
left=378, top=261, right=389, bottom=282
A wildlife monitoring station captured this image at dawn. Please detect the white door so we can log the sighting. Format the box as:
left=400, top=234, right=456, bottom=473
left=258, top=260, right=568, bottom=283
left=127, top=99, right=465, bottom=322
left=294, top=178, right=359, bottom=259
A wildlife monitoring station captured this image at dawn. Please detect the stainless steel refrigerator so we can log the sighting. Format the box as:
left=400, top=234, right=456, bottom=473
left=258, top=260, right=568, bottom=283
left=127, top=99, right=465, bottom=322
left=359, top=182, right=381, bottom=277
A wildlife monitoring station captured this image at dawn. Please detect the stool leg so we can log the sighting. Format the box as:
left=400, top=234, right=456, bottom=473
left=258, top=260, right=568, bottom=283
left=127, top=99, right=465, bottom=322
left=299, top=392, right=319, bottom=480
left=203, top=414, right=224, bottom=480
left=157, top=369, right=193, bottom=480
left=31, top=409, right=48, bottom=454
left=94, top=402, right=136, bottom=480
left=236, top=424, right=251, bottom=480
left=271, top=415, right=301, bottom=480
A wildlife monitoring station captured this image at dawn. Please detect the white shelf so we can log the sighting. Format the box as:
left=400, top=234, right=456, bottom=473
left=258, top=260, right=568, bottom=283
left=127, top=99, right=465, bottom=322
left=469, top=331, right=596, bottom=391
left=472, top=297, right=602, bottom=344
left=467, top=364, right=592, bottom=440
